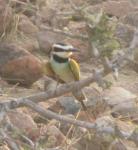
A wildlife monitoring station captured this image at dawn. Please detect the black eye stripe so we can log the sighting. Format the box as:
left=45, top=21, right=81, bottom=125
left=54, top=49, right=64, bottom=52
left=56, top=43, right=67, bottom=46
left=54, top=47, right=67, bottom=52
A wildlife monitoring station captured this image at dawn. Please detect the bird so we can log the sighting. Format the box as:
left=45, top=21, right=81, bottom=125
left=43, top=43, right=87, bottom=110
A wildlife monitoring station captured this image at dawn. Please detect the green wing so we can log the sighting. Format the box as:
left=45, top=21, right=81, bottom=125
left=69, top=59, right=80, bottom=81
left=43, top=61, right=64, bottom=83
left=43, top=61, right=56, bottom=79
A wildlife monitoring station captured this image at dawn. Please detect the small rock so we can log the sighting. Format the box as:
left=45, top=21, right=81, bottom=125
left=46, top=125, right=66, bottom=147
left=103, top=86, right=137, bottom=107
left=111, top=103, right=138, bottom=122
left=48, top=95, right=80, bottom=115
left=0, top=43, right=43, bottom=86
left=8, top=110, right=40, bottom=141
left=103, top=86, right=138, bottom=120
left=18, top=14, right=39, bottom=37
left=58, top=96, right=80, bottom=114
left=17, top=37, right=39, bottom=53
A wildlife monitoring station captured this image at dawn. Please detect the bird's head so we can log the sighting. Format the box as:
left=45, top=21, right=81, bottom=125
left=51, top=43, right=78, bottom=58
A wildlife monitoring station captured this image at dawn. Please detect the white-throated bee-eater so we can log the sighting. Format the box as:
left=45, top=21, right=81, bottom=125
left=44, top=43, right=87, bottom=110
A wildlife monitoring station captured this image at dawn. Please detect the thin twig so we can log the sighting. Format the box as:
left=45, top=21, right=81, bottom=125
left=22, top=99, right=95, bottom=129
left=0, top=42, right=134, bottom=110
left=0, top=129, right=21, bottom=150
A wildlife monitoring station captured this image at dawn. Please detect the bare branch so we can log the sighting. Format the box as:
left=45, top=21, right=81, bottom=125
left=0, top=27, right=136, bottom=134
left=0, top=38, right=135, bottom=110
left=19, top=135, right=35, bottom=149
left=0, top=129, right=21, bottom=150
left=3, top=118, right=36, bottom=150
left=22, top=99, right=95, bottom=129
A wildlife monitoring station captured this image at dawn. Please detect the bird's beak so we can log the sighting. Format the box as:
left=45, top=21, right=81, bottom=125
left=67, top=48, right=79, bottom=56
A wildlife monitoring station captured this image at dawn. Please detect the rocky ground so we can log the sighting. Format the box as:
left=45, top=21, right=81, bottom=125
left=0, top=0, right=138, bottom=150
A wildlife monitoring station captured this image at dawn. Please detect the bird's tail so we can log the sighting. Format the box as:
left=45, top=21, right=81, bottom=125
left=72, top=90, right=87, bottom=111
left=73, top=90, right=94, bottom=122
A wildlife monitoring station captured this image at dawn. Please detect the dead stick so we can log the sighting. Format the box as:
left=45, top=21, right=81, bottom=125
left=22, top=99, right=95, bottom=129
